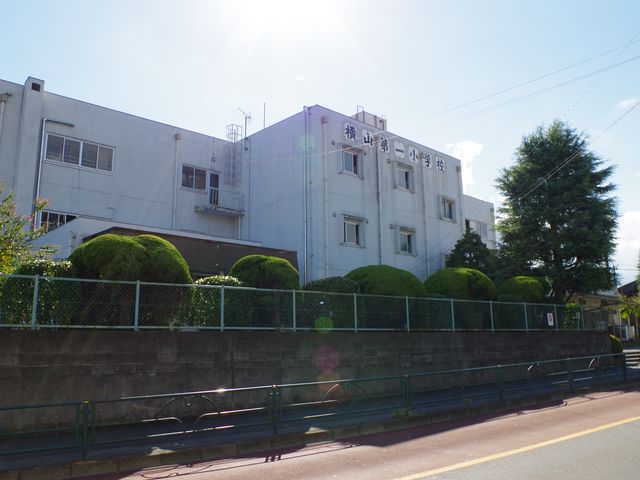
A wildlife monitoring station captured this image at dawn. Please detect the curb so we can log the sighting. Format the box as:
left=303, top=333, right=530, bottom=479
left=2, top=381, right=638, bottom=480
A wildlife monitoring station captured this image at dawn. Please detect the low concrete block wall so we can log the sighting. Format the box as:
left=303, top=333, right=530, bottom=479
left=0, top=330, right=610, bottom=429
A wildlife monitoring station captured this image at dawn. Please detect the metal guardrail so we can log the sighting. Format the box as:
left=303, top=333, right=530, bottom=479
left=0, top=353, right=631, bottom=461
left=0, top=274, right=605, bottom=332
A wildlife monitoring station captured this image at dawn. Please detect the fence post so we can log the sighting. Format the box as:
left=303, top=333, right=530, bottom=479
left=622, top=353, right=627, bottom=382
left=402, top=375, right=411, bottom=410
left=220, top=286, right=225, bottom=332
left=81, top=401, right=90, bottom=459
left=292, top=290, right=297, bottom=332
left=270, top=385, right=280, bottom=435
left=580, top=306, right=585, bottom=330
left=30, top=274, right=40, bottom=330
left=567, top=358, right=574, bottom=390
left=554, top=304, right=559, bottom=331
left=450, top=299, right=456, bottom=332
left=497, top=365, right=504, bottom=401
left=489, top=301, right=495, bottom=332
left=134, top=280, right=140, bottom=331
left=353, top=293, right=358, bottom=332
left=523, top=303, right=529, bottom=332
left=405, top=296, right=410, bottom=332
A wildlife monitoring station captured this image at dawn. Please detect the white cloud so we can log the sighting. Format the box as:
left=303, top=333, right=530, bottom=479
left=294, top=74, right=305, bottom=81
left=615, top=210, right=640, bottom=284
left=617, top=98, right=638, bottom=109
left=446, top=140, right=483, bottom=191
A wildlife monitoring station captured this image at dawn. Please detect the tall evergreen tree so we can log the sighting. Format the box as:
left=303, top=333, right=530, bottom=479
left=496, top=121, right=617, bottom=302
left=446, top=231, right=494, bottom=273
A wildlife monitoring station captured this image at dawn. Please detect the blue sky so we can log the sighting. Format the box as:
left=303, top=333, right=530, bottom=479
left=2, top=0, right=639, bottom=284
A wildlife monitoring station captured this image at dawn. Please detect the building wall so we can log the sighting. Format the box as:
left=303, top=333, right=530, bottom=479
left=0, top=77, right=245, bottom=242
left=462, top=194, right=497, bottom=249
left=249, top=105, right=469, bottom=282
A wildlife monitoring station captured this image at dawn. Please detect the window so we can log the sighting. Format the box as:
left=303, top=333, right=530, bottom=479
left=399, top=229, right=414, bottom=254
left=45, top=134, right=114, bottom=172
left=181, top=165, right=206, bottom=190
left=40, top=210, right=77, bottom=233
left=209, top=172, right=219, bottom=205
left=342, top=216, right=365, bottom=247
left=396, top=164, right=414, bottom=191
left=440, top=197, right=456, bottom=221
left=342, top=148, right=359, bottom=176
left=466, top=219, right=488, bottom=238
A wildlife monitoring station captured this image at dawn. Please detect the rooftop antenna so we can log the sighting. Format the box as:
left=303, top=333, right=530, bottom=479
left=238, top=108, right=251, bottom=139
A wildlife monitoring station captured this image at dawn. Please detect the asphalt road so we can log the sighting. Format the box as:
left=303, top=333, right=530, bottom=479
left=85, top=387, right=640, bottom=480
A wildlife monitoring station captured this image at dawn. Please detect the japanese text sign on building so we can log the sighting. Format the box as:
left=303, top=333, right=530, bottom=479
left=424, top=152, right=432, bottom=168
left=394, top=142, right=405, bottom=158
left=408, top=147, right=418, bottom=163
left=362, top=129, right=374, bottom=146
left=379, top=137, right=389, bottom=153
left=344, top=123, right=357, bottom=142
left=436, top=157, right=445, bottom=172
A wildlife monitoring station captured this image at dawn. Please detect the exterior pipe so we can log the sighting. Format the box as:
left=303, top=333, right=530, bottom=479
left=0, top=93, right=10, bottom=146
left=321, top=116, right=329, bottom=278
left=172, top=133, right=181, bottom=230
left=302, top=107, right=309, bottom=284
left=34, top=118, right=74, bottom=230
left=375, top=137, right=383, bottom=265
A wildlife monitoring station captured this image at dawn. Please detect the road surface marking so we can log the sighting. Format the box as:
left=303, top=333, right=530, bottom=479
left=395, top=415, right=640, bottom=480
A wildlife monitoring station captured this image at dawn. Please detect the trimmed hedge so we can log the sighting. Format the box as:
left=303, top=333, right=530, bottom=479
left=497, top=276, right=544, bottom=303
left=190, top=275, right=246, bottom=327
left=69, top=234, right=192, bottom=283
left=345, top=265, right=426, bottom=297
left=0, top=259, right=78, bottom=325
left=229, top=255, right=299, bottom=290
left=424, top=267, right=496, bottom=301
left=303, top=276, right=359, bottom=294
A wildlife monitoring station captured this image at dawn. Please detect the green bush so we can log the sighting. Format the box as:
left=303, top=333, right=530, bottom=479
left=229, top=255, right=299, bottom=290
left=0, top=259, right=79, bottom=326
left=68, top=234, right=192, bottom=326
left=424, top=268, right=496, bottom=301
left=229, top=255, right=298, bottom=328
left=190, top=275, right=246, bottom=327
left=562, top=303, right=580, bottom=330
left=610, top=334, right=623, bottom=354
left=345, top=265, right=426, bottom=297
left=497, top=276, right=544, bottom=303
left=69, top=234, right=192, bottom=283
left=303, top=276, right=359, bottom=293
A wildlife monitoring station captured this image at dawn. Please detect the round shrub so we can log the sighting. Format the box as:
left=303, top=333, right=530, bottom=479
left=345, top=265, right=426, bottom=297
left=610, top=334, right=623, bottom=354
left=69, top=234, right=191, bottom=283
left=303, top=276, right=359, bottom=294
left=496, top=294, right=525, bottom=303
left=190, top=275, right=245, bottom=327
left=424, top=267, right=496, bottom=301
left=229, top=255, right=299, bottom=290
left=497, top=276, right=544, bottom=303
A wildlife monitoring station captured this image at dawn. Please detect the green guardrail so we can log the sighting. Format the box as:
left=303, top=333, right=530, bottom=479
left=0, top=353, right=630, bottom=462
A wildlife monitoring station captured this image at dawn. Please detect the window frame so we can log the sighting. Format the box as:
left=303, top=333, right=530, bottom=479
left=341, top=146, right=362, bottom=178
left=396, top=225, right=417, bottom=256
left=395, top=162, right=415, bottom=192
left=181, top=164, right=208, bottom=191
left=440, top=196, right=457, bottom=222
left=341, top=215, right=366, bottom=247
left=40, top=210, right=77, bottom=233
left=45, top=133, right=115, bottom=173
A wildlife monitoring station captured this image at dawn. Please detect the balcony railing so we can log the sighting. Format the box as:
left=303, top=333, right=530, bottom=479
left=194, top=187, right=244, bottom=218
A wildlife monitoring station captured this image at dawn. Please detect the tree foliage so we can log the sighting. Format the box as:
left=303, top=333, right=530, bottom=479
left=497, top=276, right=545, bottom=303
left=424, top=267, right=496, bottom=301
left=0, top=187, right=53, bottom=273
left=345, top=265, right=426, bottom=297
left=496, top=121, right=617, bottom=302
left=69, top=233, right=192, bottom=283
left=229, top=255, right=300, bottom=289
left=446, top=231, right=493, bottom=272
